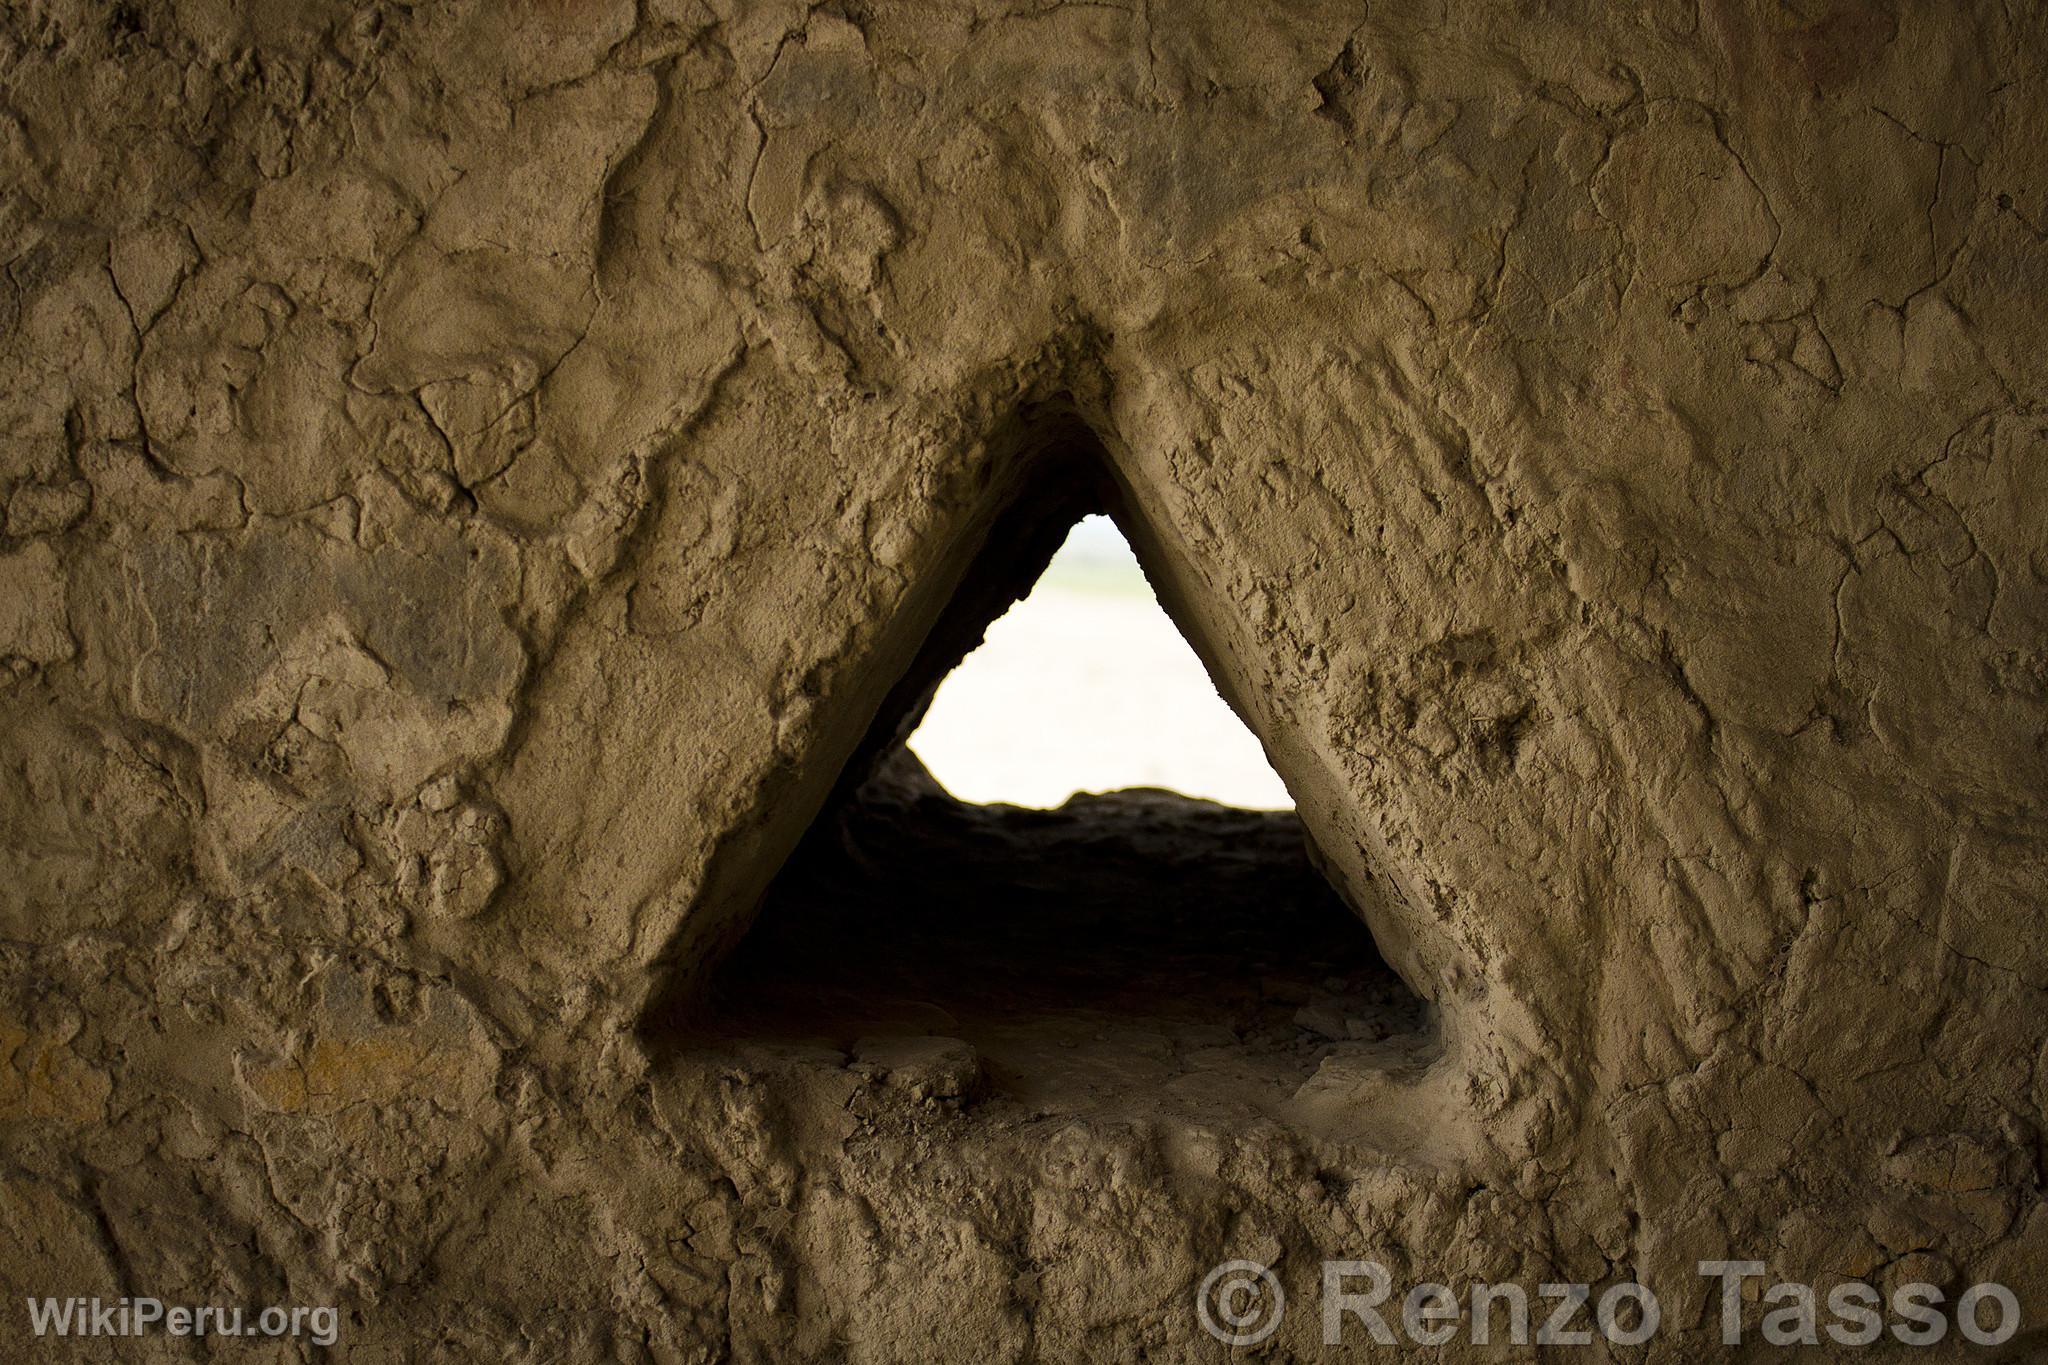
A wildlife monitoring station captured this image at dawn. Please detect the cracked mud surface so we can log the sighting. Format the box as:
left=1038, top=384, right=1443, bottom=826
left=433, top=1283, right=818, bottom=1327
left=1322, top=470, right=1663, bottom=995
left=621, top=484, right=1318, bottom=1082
left=1, top=0, right=2045, bottom=1358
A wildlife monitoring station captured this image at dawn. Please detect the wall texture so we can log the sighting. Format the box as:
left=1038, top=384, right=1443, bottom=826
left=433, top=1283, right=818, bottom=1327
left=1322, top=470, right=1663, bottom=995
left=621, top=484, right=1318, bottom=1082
left=1, top=0, right=2044, bottom=1357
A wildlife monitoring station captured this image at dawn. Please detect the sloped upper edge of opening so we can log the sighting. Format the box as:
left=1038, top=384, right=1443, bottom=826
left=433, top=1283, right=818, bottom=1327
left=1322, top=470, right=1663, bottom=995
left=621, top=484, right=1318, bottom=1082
left=638, top=410, right=1113, bottom=1027
left=636, top=407, right=1473, bottom=1150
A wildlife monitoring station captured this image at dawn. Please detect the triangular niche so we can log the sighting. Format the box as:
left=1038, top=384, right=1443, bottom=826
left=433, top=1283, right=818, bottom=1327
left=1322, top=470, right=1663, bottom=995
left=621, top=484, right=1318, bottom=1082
left=654, top=423, right=1428, bottom=1119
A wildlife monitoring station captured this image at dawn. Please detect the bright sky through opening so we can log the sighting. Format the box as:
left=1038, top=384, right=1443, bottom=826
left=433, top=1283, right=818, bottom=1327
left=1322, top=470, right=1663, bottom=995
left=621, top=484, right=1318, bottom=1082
left=906, top=516, right=1293, bottom=809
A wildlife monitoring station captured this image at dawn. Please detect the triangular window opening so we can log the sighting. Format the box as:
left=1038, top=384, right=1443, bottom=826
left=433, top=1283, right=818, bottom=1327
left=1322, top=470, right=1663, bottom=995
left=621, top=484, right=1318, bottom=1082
left=674, top=494, right=1428, bottom=1121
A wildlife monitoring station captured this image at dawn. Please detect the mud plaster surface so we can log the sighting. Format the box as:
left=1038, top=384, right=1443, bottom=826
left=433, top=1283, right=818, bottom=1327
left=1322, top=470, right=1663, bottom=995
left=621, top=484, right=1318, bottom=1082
left=0, top=0, right=2046, bottom=1359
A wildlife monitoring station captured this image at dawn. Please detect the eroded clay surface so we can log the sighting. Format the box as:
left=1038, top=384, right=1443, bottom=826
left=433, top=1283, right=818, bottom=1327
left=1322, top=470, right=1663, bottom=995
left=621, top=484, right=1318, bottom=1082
left=1, top=1, right=2044, bottom=1358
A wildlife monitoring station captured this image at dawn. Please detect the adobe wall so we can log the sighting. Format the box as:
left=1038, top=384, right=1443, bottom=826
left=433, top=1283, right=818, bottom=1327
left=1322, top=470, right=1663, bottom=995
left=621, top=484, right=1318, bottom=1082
left=1, top=1, right=2042, bottom=1357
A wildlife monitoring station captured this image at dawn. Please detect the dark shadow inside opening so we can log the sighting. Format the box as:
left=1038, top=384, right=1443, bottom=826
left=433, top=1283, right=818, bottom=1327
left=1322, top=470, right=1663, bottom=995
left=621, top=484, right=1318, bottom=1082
left=689, top=750, right=1426, bottom=1112
left=651, top=418, right=1429, bottom=1116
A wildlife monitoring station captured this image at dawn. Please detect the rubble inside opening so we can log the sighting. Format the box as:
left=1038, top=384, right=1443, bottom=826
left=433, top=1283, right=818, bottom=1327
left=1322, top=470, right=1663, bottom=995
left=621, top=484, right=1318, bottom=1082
left=682, top=750, right=1431, bottom=1121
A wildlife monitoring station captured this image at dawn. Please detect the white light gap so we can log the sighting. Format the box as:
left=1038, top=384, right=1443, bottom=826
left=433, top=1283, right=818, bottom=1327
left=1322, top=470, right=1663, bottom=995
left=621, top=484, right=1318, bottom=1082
left=907, top=515, right=1292, bottom=809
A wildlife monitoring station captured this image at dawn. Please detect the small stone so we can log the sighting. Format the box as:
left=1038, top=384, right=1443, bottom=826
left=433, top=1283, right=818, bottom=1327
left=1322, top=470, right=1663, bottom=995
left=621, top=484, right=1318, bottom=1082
left=1294, top=1004, right=1348, bottom=1040
left=419, top=774, right=462, bottom=812
left=853, top=1036, right=983, bottom=1106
